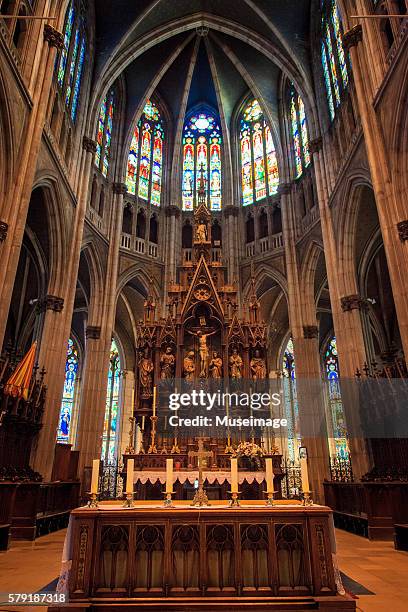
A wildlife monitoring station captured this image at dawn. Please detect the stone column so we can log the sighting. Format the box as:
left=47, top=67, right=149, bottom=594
left=223, top=206, right=239, bottom=285
left=0, top=24, right=64, bottom=347
left=119, top=370, right=135, bottom=458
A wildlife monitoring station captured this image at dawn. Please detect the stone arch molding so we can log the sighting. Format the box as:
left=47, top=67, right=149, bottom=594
left=116, top=265, right=161, bottom=305
left=80, top=241, right=105, bottom=324
left=300, top=240, right=325, bottom=324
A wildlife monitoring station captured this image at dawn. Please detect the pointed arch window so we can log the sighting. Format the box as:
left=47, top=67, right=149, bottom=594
left=56, top=0, right=87, bottom=122
left=126, top=100, right=164, bottom=206
left=57, top=338, right=80, bottom=444
left=102, top=339, right=122, bottom=464
left=282, top=338, right=300, bottom=461
left=95, top=90, right=115, bottom=177
left=182, top=112, right=222, bottom=211
left=324, top=337, right=348, bottom=458
left=321, top=0, right=349, bottom=121
left=290, top=88, right=310, bottom=178
left=239, top=99, right=279, bottom=206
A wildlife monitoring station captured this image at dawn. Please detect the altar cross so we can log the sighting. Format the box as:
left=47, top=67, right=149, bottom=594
left=188, top=438, right=213, bottom=506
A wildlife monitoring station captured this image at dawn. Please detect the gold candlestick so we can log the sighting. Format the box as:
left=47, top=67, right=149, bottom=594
left=163, top=491, right=175, bottom=507
left=302, top=491, right=313, bottom=506
left=122, top=492, right=135, bottom=508
left=148, top=415, right=158, bottom=454
left=228, top=491, right=240, bottom=507
left=125, top=416, right=135, bottom=454
left=264, top=490, right=276, bottom=507
left=171, top=434, right=180, bottom=454
left=87, top=491, right=99, bottom=508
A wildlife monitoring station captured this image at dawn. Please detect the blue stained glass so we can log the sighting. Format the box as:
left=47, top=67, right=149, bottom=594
left=65, top=27, right=80, bottom=106
left=102, top=340, right=121, bottom=464
left=325, top=337, right=348, bottom=458
left=282, top=339, right=300, bottom=462
left=331, top=1, right=348, bottom=88
left=102, top=93, right=114, bottom=177
left=321, top=42, right=335, bottom=121
left=57, top=338, right=79, bottom=443
left=71, top=36, right=85, bottom=121
left=58, top=2, right=74, bottom=87
left=325, top=22, right=340, bottom=106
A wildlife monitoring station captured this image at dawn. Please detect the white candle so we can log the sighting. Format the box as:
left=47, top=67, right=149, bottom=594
left=300, top=457, right=310, bottom=493
left=91, top=459, right=99, bottom=493
left=166, top=458, right=173, bottom=494
left=126, top=459, right=134, bottom=494
left=230, top=457, right=238, bottom=493
left=265, top=457, right=274, bottom=493
left=131, top=388, right=135, bottom=410
left=141, top=415, right=145, bottom=431
left=152, top=386, right=157, bottom=417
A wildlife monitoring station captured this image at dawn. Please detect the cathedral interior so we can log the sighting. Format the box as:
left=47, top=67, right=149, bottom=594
left=1, top=0, right=408, bottom=609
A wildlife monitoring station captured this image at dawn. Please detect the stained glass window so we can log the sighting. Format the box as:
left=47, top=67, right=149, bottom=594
left=239, top=99, right=279, bottom=206
left=182, top=112, right=222, bottom=211
left=321, top=0, right=349, bottom=121
left=126, top=100, right=164, bottom=206
left=324, top=337, right=349, bottom=458
left=102, top=339, right=121, bottom=464
left=290, top=87, right=310, bottom=178
left=57, top=338, right=79, bottom=444
left=95, top=90, right=115, bottom=177
left=282, top=338, right=300, bottom=462
left=56, top=1, right=86, bottom=123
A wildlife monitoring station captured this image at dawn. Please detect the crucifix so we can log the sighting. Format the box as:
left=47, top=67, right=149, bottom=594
left=188, top=438, right=213, bottom=507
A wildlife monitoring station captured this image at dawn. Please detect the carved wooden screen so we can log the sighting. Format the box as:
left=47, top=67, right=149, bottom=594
left=240, top=524, right=269, bottom=589
left=134, top=525, right=165, bottom=591
left=206, top=524, right=235, bottom=591
left=171, top=525, right=200, bottom=590
left=97, top=525, right=129, bottom=592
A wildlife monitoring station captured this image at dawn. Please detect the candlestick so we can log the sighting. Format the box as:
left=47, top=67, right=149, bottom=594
left=163, top=491, right=174, bottom=507
left=90, top=459, right=100, bottom=494
left=228, top=491, right=240, bottom=507
left=122, top=492, right=134, bottom=508
left=263, top=490, right=276, bottom=506
left=265, top=457, right=274, bottom=493
left=299, top=448, right=310, bottom=493
left=230, top=457, right=238, bottom=493
left=166, top=458, right=173, bottom=494
left=87, top=491, right=99, bottom=508
left=152, top=386, right=157, bottom=417
left=126, top=458, right=134, bottom=494
left=302, top=491, right=313, bottom=506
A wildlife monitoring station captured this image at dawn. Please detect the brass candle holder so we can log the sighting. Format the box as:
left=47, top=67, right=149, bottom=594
left=171, top=436, right=180, bottom=454
left=163, top=491, right=175, bottom=507
left=264, top=490, right=276, bottom=507
left=302, top=491, right=313, bottom=506
left=148, top=415, right=158, bottom=454
left=87, top=491, right=99, bottom=508
left=228, top=491, right=240, bottom=507
left=224, top=435, right=234, bottom=454
left=122, top=491, right=135, bottom=508
left=124, top=416, right=135, bottom=454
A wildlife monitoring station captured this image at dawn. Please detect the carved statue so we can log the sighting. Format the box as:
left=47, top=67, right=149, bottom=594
left=229, top=348, right=243, bottom=380
left=250, top=349, right=266, bottom=381
left=139, top=347, right=154, bottom=395
left=183, top=351, right=196, bottom=382
left=195, top=222, right=207, bottom=243
left=186, top=327, right=217, bottom=378
left=160, top=346, right=175, bottom=379
left=209, top=351, right=223, bottom=379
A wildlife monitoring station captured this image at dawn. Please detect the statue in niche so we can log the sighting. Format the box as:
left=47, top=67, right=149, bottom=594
left=160, top=346, right=175, bottom=379
left=209, top=351, right=223, bottom=379
left=229, top=348, right=243, bottom=380
left=250, top=349, right=266, bottom=381
left=183, top=351, right=196, bottom=382
left=139, top=347, right=154, bottom=396
left=195, top=222, right=207, bottom=243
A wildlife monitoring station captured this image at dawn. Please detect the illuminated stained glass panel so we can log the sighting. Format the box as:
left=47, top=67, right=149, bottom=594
left=243, top=99, right=263, bottom=122
left=298, top=95, right=310, bottom=168
left=143, top=99, right=159, bottom=121
left=102, top=340, right=121, bottom=464
left=325, top=337, right=349, bottom=458
left=240, top=124, right=253, bottom=206
left=331, top=1, right=348, bottom=88
left=182, top=137, right=195, bottom=211
left=95, top=96, right=107, bottom=169
left=265, top=125, right=279, bottom=195
left=71, top=36, right=85, bottom=121
left=282, top=338, right=300, bottom=462
left=151, top=124, right=163, bottom=206
left=321, top=42, right=335, bottom=121
left=325, top=22, right=340, bottom=105
left=209, top=139, right=222, bottom=211
left=57, top=338, right=79, bottom=443
left=58, top=2, right=74, bottom=87
left=196, top=136, right=208, bottom=202
left=126, top=125, right=139, bottom=195
left=102, top=94, right=114, bottom=177
left=253, top=122, right=266, bottom=200
left=291, top=93, right=302, bottom=178
left=138, top=122, right=152, bottom=200
left=65, top=27, right=79, bottom=106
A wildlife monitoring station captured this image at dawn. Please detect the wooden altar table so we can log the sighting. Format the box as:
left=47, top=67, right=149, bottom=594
left=52, top=501, right=355, bottom=611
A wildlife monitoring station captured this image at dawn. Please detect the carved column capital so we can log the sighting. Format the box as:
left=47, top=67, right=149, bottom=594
left=43, top=24, right=65, bottom=49
left=303, top=325, right=319, bottom=339
left=343, top=25, right=363, bottom=51
left=165, top=205, right=181, bottom=218
left=397, top=220, right=408, bottom=242
left=86, top=326, right=101, bottom=340
left=0, top=221, right=8, bottom=242
left=82, top=136, right=97, bottom=154
left=341, top=294, right=369, bottom=312
left=309, top=137, right=323, bottom=154
left=223, top=205, right=239, bottom=219
left=278, top=183, right=292, bottom=196
left=37, top=295, right=64, bottom=313
left=112, top=182, right=127, bottom=196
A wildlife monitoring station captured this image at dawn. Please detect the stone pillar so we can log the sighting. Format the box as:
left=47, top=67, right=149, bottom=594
left=223, top=205, right=239, bottom=285
left=164, top=206, right=181, bottom=300
left=119, top=370, right=135, bottom=458
left=0, top=23, right=64, bottom=347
